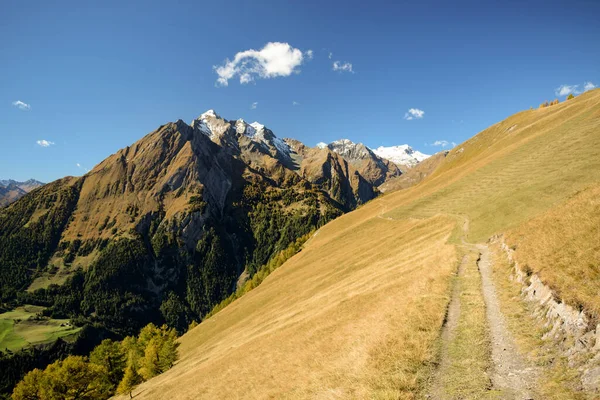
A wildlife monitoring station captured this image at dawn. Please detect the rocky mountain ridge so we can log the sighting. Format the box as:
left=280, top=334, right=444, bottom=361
left=0, top=109, right=421, bottom=343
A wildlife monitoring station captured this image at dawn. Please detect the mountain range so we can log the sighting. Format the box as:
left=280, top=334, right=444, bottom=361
left=0, top=110, right=428, bottom=341
left=4, top=89, right=600, bottom=399
left=0, top=179, right=44, bottom=207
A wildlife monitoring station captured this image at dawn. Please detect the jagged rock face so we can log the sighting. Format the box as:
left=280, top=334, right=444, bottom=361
left=63, top=120, right=238, bottom=242
left=323, top=139, right=402, bottom=187
left=288, top=141, right=377, bottom=209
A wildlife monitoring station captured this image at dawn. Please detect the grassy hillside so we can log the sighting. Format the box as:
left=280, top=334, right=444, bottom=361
left=0, top=306, right=80, bottom=351
left=119, top=89, right=600, bottom=399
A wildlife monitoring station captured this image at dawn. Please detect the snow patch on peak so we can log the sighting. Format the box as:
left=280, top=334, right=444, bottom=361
left=191, top=110, right=223, bottom=138
left=331, top=138, right=356, bottom=146
left=272, top=136, right=290, bottom=156
left=371, top=145, right=430, bottom=167
left=316, top=142, right=327, bottom=149
left=200, top=109, right=219, bottom=119
left=249, top=122, right=265, bottom=132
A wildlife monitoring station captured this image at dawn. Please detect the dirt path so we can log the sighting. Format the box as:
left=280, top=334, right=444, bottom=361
left=428, top=214, right=538, bottom=399
left=428, top=255, right=468, bottom=399
left=476, top=244, right=538, bottom=399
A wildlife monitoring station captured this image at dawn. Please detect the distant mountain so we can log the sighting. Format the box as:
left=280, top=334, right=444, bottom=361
left=372, top=145, right=430, bottom=168
left=314, top=139, right=403, bottom=187
left=0, top=179, right=44, bottom=207
left=0, top=110, right=399, bottom=345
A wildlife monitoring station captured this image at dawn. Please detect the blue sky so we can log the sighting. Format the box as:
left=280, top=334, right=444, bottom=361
left=1, top=0, right=599, bottom=182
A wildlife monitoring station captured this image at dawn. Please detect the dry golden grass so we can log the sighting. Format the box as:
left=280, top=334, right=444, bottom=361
left=382, top=88, right=600, bottom=242
left=430, top=252, right=493, bottom=399
left=505, top=184, right=600, bottom=319
left=117, top=208, right=458, bottom=399
left=122, top=89, right=600, bottom=398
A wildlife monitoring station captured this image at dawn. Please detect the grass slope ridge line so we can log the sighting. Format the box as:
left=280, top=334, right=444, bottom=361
left=201, top=231, right=314, bottom=322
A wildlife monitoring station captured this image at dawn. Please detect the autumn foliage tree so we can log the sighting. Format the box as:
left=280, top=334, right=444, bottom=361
left=12, top=356, right=110, bottom=400
left=117, top=353, right=142, bottom=399
left=12, top=324, right=179, bottom=400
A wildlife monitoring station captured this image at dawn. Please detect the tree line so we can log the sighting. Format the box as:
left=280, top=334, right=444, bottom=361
left=12, top=323, right=178, bottom=400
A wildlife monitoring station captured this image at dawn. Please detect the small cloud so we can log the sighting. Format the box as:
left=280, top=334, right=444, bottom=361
left=36, top=140, right=55, bottom=147
left=431, top=140, right=456, bottom=148
left=584, top=81, right=596, bottom=91
left=555, top=84, right=579, bottom=97
left=328, top=52, right=333, bottom=59
left=12, top=100, right=31, bottom=111
left=76, top=163, right=89, bottom=172
left=404, top=108, right=425, bottom=120
left=251, top=101, right=258, bottom=109
left=292, top=101, right=300, bottom=106
left=214, top=42, right=310, bottom=87
left=332, top=61, right=354, bottom=73
left=555, top=81, right=597, bottom=97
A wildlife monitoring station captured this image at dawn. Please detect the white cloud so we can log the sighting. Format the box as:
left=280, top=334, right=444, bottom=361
left=306, top=49, right=313, bottom=59
left=404, top=108, right=425, bottom=120
left=328, top=52, right=333, bottom=59
left=584, top=81, right=596, bottom=91
left=36, top=140, right=55, bottom=147
left=292, top=101, right=300, bottom=106
left=251, top=101, right=258, bottom=109
left=432, top=140, right=456, bottom=148
left=555, top=84, right=579, bottom=97
left=12, top=100, right=31, bottom=111
left=332, top=61, right=354, bottom=73
left=555, top=81, right=597, bottom=97
left=76, top=163, right=90, bottom=172
left=214, top=42, right=310, bottom=86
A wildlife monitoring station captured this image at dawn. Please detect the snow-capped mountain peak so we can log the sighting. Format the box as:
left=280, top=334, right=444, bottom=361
left=315, top=142, right=327, bottom=149
left=200, top=109, right=219, bottom=119
left=191, top=109, right=223, bottom=137
left=371, top=145, right=430, bottom=167
left=249, top=122, right=265, bottom=132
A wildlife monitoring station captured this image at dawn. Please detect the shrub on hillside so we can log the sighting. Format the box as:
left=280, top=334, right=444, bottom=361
left=567, top=93, right=575, bottom=100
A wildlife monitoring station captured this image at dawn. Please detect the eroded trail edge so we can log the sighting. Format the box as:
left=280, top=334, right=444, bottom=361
left=477, top=244, right=538, bottom=399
